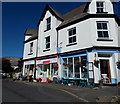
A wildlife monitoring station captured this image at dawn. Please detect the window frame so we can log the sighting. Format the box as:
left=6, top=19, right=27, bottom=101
left=96, top=1, right=105, bottom=13
left=46, top=17, right=51, bottom=31
left=30, top=42, right=33, bottom=53
left=67, top=27, right=77, bottom=45
left=45, top=36, right=50, bottom=49
left=96, top=21, right=110, bottom=39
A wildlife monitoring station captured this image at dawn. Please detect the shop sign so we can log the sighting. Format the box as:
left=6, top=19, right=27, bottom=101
left=53, top=64, right=58, bottom=67
left=36, top=58, right=57, bottom=64
left=43, top=60, right=50, bottom=64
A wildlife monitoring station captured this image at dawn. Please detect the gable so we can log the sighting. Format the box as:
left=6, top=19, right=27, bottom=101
left=37, top=5, right=63, bottom=26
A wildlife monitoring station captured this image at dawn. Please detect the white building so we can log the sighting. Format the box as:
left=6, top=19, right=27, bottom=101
left=22, top=0, right=120, bottom=84
left=23, top=29, right=38, bottom=78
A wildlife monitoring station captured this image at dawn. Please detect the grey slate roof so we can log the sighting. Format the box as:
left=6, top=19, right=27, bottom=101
left=48, top=5, right=63, bottom=20
left=63, top=4, right=87, bottom=20
left=24, top=29, right=38, bottom=43
left=57, top=4, right=88, bottom=29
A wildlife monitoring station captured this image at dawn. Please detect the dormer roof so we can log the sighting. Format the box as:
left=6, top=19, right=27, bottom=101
left=37, top=1, right=119, bottom=29
left=24, top=29, right=38, bottom=43
left=37, top=5, right=63, bottom=26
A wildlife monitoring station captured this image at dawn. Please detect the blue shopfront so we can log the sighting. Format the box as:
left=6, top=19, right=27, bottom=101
left=59, top=48, right=120, bottom=85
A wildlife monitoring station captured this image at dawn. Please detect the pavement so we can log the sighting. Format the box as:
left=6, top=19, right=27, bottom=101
left=12, top=79, right=120, bottom=103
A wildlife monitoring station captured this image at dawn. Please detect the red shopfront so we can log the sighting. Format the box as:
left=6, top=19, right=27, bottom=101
left=35, top=56, right=59, bottom=82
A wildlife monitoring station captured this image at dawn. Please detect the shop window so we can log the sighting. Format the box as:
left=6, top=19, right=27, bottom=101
left=63, top=58, right=68, bottom=77
left=68, top=58, right=73, bottom=77
left=37, top=63, right=58, bottom=78
left=62, top=56, right=88, bottom=78
left=97, top=22, right=109, bottom=39
left=74, top=57, right=80, bottom=78
left=81, top=56, right=88, bottom=78
left=51, top=63, right=58, bottom=77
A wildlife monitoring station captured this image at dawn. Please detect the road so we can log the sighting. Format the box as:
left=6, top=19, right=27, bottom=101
left=2, top=79, right=83, bottom=103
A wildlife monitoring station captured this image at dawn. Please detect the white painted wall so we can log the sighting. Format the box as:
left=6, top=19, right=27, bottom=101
left=23, top=39, right=37, bottom=59
left=88, top=0, right=114, bottom=14
left=118, top=26, right=120, bottom=47
left=91, top=18, right=118, bottom=47
left=37, top=10, right=62, bottom=57
left=25, top=36, right=32, bottom=41
left=58, top=18, right=118, bottom=54
left=58, top=19, right=92, bottom=53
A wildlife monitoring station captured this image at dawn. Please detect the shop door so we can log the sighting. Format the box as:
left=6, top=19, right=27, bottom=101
left=100, top=59, right=111, bottom=82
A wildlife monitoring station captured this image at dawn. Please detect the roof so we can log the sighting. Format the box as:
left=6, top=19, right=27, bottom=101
left=37, top=5, right=63, bottom=26
left=63, top=4, right=87, bottom=20
left=25, top=29, right=38, bottom=36
left=24, top=29, right=38, bottom=43
left=37, top=1, right=118, bottom=29
left=57, top=4, right=88, bottom=29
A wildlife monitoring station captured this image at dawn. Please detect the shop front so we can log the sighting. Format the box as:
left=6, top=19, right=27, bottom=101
left=23, top=60, right=35, bottom=78
left=60, top=52, right=88, bottom=79
left=36, top=56, right=59, bottom=82
left=88, top=49, right=119, bottom=84
left=59, top=49, right=119, bottom=85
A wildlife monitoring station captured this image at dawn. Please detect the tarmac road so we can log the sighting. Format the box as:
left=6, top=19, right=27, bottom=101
left=2, top=79, right=83, bottom=103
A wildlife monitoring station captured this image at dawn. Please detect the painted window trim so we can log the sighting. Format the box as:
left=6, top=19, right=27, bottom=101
left=97, top=38, right=113, bottom=41
left=45, top=36, right=50, bottom=49
left=43, top=48, right=50, bottom=52
left=67, top=27, right=77, bottom=45
left=29, top=42, right=33, bottom=54
left=66, top=42, right=77, bottom=47
left=28, top=53, right=33, bottom=55
left=44, top=17, right=51, bottom=32
left=96, top=21, right=111, bottom=39
left=96, top=1, right=108, bottom=13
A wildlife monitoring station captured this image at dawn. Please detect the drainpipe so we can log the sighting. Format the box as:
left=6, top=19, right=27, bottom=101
left=56, top=29, right=61, bottom=79
left=34, top=29, right=39, bottom=80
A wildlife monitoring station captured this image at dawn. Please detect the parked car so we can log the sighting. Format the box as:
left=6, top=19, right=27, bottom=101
left=0, top=73, right=7, bottom=78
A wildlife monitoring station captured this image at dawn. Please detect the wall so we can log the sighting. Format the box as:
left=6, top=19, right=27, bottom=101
left=37, top=10, right=62, bottom=57
left=90, top=18, right=118, bottom=47
left=58, top=18, right=118, bottom=54
left=118, top=26, right=120, bottom=47
left=23, top=39, right=37, bottom=59
left=58, top=19, right=92, bottom=53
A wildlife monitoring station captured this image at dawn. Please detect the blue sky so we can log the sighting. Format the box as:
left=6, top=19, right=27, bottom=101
left=2, top=2, right=120, bottom=57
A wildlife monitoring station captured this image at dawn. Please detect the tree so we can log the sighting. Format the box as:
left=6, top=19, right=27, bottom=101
left=2, top=58, right=13, bottom=73
left=17, top=58, right=23, bottom=72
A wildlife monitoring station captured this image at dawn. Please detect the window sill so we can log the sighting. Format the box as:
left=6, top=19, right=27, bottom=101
left=97, top=38, right=113, bottom=41
left=66, top=42, right=77, bottom=47
left=43, top=48, right=50, bottom=52
left=44, top=28, right=51, bottom=32
left=96, top=12, right=108, bottom=14
left=28, top=53, right=33, bottom=55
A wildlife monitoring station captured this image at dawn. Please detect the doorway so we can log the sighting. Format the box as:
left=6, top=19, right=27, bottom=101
left=100, top=59, right=111, bottom=82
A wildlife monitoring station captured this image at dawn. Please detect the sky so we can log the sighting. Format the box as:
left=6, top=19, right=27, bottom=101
left=2, top=2, right=120, bottom=58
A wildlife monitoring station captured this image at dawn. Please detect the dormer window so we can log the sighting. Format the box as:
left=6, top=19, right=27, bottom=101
left=30, top=42, right=33, bottom=53
left=28, top=42, right=33, bottom=55
left=46, top=17, right=51, bottom=31
left=96, top=2, right=104, bottom=13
